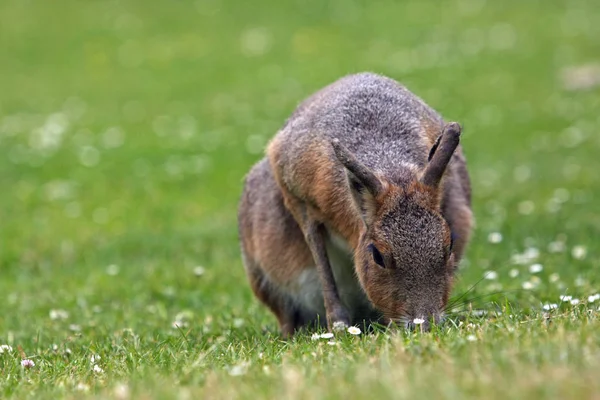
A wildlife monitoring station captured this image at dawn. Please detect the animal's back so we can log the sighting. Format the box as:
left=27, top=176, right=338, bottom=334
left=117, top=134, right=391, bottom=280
left=273, top=72, right=445, bottom=178
left=267, top=73, right=451, bottom=244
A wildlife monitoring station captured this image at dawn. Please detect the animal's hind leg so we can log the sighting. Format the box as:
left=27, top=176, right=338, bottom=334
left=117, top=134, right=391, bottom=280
left=442, top=148, right=473, bottom=263
left=245, top=263, right=311, bottom=338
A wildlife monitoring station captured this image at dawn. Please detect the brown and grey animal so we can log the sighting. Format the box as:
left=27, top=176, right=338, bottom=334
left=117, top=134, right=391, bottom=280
left=238, top=72, right=473, bottom=337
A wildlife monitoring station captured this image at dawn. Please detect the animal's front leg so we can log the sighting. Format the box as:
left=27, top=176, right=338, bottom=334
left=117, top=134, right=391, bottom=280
left=304, top=220, right=351, bottom=331
left=276, top=184, right=350, bottom=332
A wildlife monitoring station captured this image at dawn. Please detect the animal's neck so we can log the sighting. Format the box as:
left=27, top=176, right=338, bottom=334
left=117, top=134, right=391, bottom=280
left=379, top=162, right=421, bottom=187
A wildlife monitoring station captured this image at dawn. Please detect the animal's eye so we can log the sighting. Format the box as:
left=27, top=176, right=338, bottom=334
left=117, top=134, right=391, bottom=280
left=368, top=244, right=386, bottom=268
left=449, top=231, right=456, bottom=253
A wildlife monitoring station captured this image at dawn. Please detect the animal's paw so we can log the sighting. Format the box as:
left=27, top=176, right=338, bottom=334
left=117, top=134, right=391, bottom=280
left=332, top=321, right=349, bottom=332
left=327, top=307, right=350, bottom=332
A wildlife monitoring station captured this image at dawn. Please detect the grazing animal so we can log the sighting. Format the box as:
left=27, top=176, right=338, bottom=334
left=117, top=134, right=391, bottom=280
left=238, top=72, right=473, bottom=337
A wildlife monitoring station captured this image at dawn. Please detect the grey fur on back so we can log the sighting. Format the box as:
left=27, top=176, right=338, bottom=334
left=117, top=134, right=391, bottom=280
left=277, top=72, right=445, bottom=180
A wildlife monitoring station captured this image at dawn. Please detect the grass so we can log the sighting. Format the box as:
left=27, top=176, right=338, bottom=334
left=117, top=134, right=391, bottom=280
left=1, top=0, right=600, bottom=398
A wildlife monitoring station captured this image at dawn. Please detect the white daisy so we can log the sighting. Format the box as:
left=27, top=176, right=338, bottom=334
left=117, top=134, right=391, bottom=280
left=487, top=232, right=503, bottom=244
left=347, top=326, right=362, bottom=335
left=522, top=281, right=534, bottom=290
left=228, top=364, right=247, bottom=376
left=49, top=309, right=69, bottom=320
left=484, top=270, right=498, bottom=280
left=0, top=345, right=13, bottom=354
left=571, top=245, right=587, bottom=260
left=587, top=294, right=600, bottom=303
left=529, top=264, right=543, bottom=273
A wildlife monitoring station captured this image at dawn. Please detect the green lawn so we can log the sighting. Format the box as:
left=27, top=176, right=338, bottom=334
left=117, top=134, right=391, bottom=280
left=1, top=0, right=600, bottom=398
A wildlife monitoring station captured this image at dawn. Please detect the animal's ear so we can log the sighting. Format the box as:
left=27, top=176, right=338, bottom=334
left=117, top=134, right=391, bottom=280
left=421, top=122, right=461, bottom=188
left=428, top=134, right=442, bottom=162
left=331, top=139, right=384, bottom=225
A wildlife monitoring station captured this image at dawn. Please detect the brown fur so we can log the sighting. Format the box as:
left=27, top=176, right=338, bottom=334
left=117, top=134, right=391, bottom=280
left=268, top=137, right=362, bottom=248
left=239, top=72, right=473, bottom=335
left=239, top=159, right=324, bottom=337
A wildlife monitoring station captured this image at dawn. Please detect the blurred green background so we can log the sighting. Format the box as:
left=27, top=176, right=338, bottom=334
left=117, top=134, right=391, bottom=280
left=1, top=0, right=599, bottom=397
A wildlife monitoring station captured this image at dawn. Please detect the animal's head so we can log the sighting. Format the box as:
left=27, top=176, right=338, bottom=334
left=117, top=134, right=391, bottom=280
left=332, top=122, right=462, bottom=330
